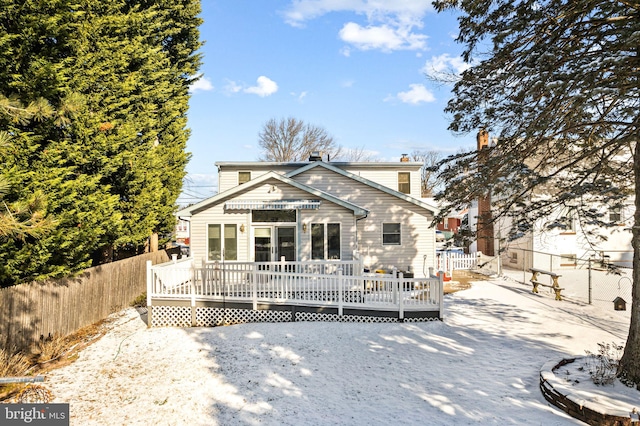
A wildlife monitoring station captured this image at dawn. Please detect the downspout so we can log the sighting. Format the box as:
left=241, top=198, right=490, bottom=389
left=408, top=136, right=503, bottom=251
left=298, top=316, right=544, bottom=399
left=356, top=212, right=368, bottom=270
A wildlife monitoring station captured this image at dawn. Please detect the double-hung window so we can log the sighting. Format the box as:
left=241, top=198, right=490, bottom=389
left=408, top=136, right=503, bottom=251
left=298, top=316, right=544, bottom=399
left=311, top=223, right=341, bottom=260
left=208, top=224, right=238, bottom=261
left=238, top=171, right=251, bottom=185
left=398, top=172, right=410, bottom=194
left=609, top=206, right=622, bottom=223
left=382, top=223, right=401, bottom=245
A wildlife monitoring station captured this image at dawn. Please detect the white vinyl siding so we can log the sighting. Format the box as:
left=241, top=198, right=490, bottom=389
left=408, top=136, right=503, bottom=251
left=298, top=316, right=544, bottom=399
left=341, top=165, right=421, bottom=197
left=189, top=177, right=357, bottom=266
left=293, top=167, right=435, bottom=273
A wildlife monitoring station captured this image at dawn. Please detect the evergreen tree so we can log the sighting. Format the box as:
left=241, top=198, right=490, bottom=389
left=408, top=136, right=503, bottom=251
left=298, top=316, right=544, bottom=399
left=0, top=0, right=201, bottom=285
left=432, top=1, right=639, bottom=385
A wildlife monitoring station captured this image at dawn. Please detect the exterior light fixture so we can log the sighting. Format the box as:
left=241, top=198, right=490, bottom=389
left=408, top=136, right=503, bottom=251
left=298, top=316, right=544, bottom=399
left=240, top=224, right=245, bottom=233
left=302, top=223, right=307, bottom=233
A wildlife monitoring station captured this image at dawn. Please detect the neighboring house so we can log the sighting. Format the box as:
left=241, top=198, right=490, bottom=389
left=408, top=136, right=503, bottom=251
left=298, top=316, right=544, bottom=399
left=498, top=202, right=634, bottom=270
left=177, top=155, right=439, bottom=276
left=174, top=218, right=190, bottom=245
left=436, top=208, right=467, bottom=238
left=468, top=129, right=633, bottom=268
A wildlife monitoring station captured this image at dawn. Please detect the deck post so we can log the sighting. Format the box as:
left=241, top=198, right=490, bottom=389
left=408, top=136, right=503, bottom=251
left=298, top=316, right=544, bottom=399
left=398, top=272, right=404, bottom=321
left=190, top=269, right=196, bottom=326
left=146, top=260, right=153, bottom=327
left=338, top=269, right=343, bottom=317
left=252, top=264, right=257, bottom=310
left=392, top=267, right=398, bottom=304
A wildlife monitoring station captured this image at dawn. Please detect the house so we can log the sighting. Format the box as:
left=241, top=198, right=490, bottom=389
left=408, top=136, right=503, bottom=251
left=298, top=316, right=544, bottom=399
left=498, top=202, right=634, bottom=271
left=467, top=129, right=633, bottom=270
left=176, top=155, right=439, bottom=277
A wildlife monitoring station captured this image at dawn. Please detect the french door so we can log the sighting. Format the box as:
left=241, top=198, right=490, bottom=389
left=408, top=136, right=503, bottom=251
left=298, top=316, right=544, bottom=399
left=253, top=226, right=296, bottom=262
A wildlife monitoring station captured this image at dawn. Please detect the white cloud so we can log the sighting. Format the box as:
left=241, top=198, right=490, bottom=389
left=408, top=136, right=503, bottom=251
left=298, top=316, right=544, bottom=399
left=244, top=76, right=279, bottom=97
left=290, top=91, right=308, bottom=102
left=282, top=0, right=432, bottom=53
left=339, top=22, right=426, bottom=52
left=422, top=53, right=471, bottom=76
left=189, top=76, right=214, bottom=93
left=393, top=84, right=435, bottom=104
left=283, top=1, right=433, bottom=26
left=223, top=79, right=243, bottom=95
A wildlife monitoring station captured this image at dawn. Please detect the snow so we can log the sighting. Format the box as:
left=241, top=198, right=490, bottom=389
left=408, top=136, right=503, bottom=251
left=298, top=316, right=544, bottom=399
left=43, top=278, right=635, bottom=425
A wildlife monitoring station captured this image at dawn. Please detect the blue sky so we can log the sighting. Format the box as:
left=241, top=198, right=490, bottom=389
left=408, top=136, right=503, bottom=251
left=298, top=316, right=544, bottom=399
left=180, top=0, right=474, bottom=205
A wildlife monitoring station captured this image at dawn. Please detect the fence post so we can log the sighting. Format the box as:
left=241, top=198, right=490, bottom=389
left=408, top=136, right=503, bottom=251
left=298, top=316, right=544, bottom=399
left=338, top=269, right=344, bottom=317
left=438, top=271, right=445, bottom=320
left=146, top=260, right=153, bottom=327
left=398, top=272, right=404, bottom=321
left=588, top=256, right=593, bottom=305
left=429, top=266, right=434, bottom=278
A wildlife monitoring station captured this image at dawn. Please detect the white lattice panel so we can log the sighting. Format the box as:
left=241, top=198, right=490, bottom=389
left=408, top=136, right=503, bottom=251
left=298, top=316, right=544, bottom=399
left=404, top=317, right=439, bottom=323
left=196, top=307, right=291, bottom=326
left=151, top=305, right=441, bottom=327
left=295, top=312, right=341, bottom=322
left=151, top=305, right=191, bottom=327
left=340, top=314, right=397, bottom=323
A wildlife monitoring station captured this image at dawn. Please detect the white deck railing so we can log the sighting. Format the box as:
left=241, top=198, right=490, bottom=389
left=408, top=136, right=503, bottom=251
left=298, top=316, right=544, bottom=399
left=147, top=257, right=444, bottom=319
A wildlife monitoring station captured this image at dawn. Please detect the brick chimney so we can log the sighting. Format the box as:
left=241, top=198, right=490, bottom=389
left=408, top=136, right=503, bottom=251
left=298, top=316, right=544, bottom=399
left=400, top=154, right=409, bottom=162
left=476, top=128, right=494, bottom=256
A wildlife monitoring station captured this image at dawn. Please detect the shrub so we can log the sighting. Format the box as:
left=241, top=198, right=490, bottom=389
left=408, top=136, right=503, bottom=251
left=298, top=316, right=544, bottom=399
left=130, top=292, right=147, bottom=308
left=0, top=347, right=30, bottom=377
left=583, top=342, right=624, bottom=386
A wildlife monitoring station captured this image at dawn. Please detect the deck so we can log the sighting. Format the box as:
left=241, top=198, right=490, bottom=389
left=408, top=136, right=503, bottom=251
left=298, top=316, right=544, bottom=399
left=147, top=257, right=444, bottom=326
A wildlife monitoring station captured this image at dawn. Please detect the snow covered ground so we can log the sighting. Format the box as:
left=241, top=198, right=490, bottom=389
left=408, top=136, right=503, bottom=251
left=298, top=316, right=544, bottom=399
left=44, top=277, right=634, bottom=425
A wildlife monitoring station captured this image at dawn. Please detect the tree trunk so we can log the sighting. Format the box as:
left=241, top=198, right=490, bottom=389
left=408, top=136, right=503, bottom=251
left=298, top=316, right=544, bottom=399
left=619, top=140, right=640, bottom=388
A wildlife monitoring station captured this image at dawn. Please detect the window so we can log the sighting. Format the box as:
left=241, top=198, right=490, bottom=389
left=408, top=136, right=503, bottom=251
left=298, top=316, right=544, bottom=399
left=252, top=210, right=296, bottom=223
left=609, top=206, right=622, bottom=223
left=560, top=254, right=577, bottom=267
left=207, top=224, right=238, bottom=261
left=559, top=211, right=576, bottom=234
left=382, top=223, right=401, bottom=245
left=238, top=171, right=251, bottom=184
left=311, top=224, right=324, bottom=260
left=224, top=224, right=237, bottom=260
left=311, top=223, right=341, bottom=260
left=509, top=252, right=518, bottom=264
left=327, top=224, right=341, bottom=259
left=398, top=172, right=410, bottom=194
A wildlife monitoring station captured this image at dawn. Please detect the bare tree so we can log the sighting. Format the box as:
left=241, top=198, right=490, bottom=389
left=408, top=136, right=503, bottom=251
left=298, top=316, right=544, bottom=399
left=411, top=150, right=444, bottom=197
left=258, top=117, right=342, bottom=162
left=335, top=146, right=379, bottom=162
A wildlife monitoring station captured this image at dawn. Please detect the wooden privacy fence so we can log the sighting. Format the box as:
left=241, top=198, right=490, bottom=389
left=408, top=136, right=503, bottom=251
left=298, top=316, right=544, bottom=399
left=0, top=250, right=170, bottom=352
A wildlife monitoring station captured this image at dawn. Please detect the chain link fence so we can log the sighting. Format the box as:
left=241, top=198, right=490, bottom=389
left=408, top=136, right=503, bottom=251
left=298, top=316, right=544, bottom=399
left=499, top=248, right=632, bottom=310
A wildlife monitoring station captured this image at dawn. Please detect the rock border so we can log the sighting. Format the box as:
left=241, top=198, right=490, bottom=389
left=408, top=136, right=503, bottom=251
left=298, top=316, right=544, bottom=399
left=540, top=358, right=636, bottom=426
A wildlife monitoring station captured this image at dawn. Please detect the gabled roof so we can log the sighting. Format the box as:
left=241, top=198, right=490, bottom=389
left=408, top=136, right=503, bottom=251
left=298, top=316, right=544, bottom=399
left=286, top=161, right=439, bottom=214
left=177, top=171, right=369, bottom=218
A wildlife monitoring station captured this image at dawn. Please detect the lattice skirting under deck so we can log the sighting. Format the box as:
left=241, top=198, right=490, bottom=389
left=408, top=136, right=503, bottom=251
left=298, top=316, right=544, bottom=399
left=150, top=304, right=439, bottom=327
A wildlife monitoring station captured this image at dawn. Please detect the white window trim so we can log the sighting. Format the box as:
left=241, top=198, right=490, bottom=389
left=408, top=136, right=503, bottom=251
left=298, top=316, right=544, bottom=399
left=382, top=223, right=402, bottom=246
left=207, top=223, right=238, bottom=262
